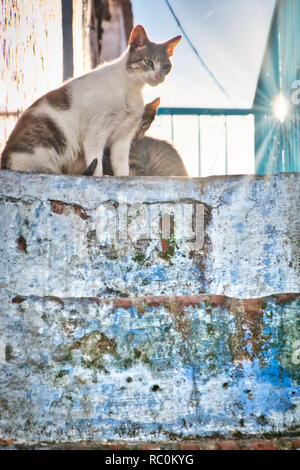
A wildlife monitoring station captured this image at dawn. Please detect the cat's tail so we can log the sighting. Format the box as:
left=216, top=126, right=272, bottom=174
left=83, top=158, right=98, bottom=176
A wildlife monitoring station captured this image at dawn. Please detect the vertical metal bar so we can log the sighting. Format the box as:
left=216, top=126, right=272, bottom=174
left=198, top=115, right=201, bottom=176
left=62, top=0, right=74, bottom=80
left=224, top=116, right=228, bottom=175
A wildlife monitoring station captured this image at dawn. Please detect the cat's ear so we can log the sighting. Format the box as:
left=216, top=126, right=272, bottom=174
left=140, top=98, right=160, bottom=132
left=129, top=25, right=150, bottom=49
left=163, top=35, right=182, bottom=56
left=148, top=97, right=160, bottom=115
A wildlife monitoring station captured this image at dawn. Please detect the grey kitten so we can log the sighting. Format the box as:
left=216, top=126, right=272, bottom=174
left=130, top=135, right=188, bottom=176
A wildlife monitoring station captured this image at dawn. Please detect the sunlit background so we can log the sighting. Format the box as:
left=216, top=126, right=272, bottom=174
left=131, top=0, right=276, bottom=176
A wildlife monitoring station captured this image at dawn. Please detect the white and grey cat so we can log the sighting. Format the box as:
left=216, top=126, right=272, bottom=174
left=84, top=97, right=188, bottom=177
left=1, top=25, right=181, bottom=176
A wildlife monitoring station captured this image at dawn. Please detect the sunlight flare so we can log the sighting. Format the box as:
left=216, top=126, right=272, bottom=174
left=273, top=93, right=289, bottom=122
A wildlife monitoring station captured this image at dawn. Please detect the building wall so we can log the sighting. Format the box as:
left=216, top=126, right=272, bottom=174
left=0, top=171, right=299, bottom=442
left=0, top=0, right=63, bottom=154
left=0, top=172, right=298, bottom=299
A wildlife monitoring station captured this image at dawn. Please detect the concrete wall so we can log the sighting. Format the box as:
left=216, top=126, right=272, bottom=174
left=0, top=171, right=298, bottom=298
left=0, top=0, right=63, bottom=153
left=0, top=171, right=299, bottom=442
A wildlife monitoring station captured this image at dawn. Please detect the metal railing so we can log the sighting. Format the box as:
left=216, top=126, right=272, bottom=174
left=157, top=107, right=254, bottom=176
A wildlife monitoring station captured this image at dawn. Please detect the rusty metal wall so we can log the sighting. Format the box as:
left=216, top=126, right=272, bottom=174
left=0, top=0, right=63, bottom=153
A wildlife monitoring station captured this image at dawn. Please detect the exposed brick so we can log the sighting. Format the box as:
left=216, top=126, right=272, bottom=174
left=243, top=298, right=264, bottom=313
left=178, top=296, right=201, bottom=308
left=107, top=443, right=124, bottom=450
left=2, top=438, right=299, bottom=450
left=0, top=439, right=14, bottom=446
left=250, top=440, right=277, bottom=450
left=113, top=298, right=132, bottom=310
left=210, top=295, right=226, bottom=306
left=180, top=442, right=199, bottom=450
left=161, top=239, right=170, bottom=252
left=12, top=296, right=25, bottom=304
left=218, top=440, right=239, bottom=450
left=145, top=296, right=164, bottom=307
left=276, top=293, right=297, bottom=305
left=50, top=200, right=65, bottom=215
left=50, top=200, right=89, bottom=220
left=17, top=235, right=27, bottom=253
left=140, top=444, right=161, bottom=450
left=73, top=204, right=89, bottom=220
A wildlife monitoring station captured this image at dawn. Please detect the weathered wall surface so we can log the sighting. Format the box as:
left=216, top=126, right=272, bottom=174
left=0, top=0, right=63, bottom=153
left=0, top=171, right=299, bottom=442
left=0, top=171, right=299, bottom=298
left=0, top=292, right=299, bottom=442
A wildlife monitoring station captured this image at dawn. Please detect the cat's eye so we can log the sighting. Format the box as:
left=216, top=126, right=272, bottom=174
left=162, top=64, right=171, bottom=73
left=144, top=59, right=154, bottom=69
left=142, top=121, right=148, bottom=128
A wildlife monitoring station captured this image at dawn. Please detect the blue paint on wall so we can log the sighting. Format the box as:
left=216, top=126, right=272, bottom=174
left=254, top=0, right=300, bottom=173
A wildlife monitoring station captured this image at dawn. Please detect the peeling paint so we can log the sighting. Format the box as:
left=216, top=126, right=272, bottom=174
left=0, top=172, right=299, bottom=442
left=50, top=200, right=89, bottom=220
left=0, top=291, right=299, bottom=442
left=0, top=171, right=299, bottom=298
